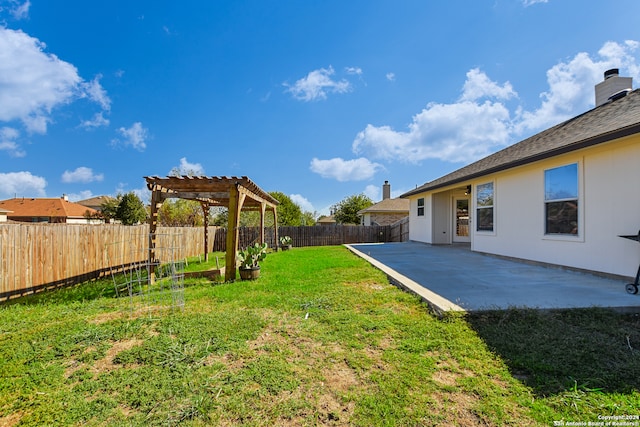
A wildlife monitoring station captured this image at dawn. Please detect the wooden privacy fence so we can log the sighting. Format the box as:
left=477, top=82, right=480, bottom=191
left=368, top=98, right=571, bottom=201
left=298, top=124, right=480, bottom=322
left=389, top=217, right=410, bottom=243
left=1, top=220, right=409, bottom=299
left=0, top=224, right=219, bottom=300
left=212, top=224, right=402, bottom=250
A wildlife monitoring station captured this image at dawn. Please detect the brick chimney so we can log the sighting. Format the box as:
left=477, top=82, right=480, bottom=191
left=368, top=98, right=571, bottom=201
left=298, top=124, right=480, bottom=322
left=595, top=69, right=632, bottom=107
left=382, top=181, right=391, bottom=200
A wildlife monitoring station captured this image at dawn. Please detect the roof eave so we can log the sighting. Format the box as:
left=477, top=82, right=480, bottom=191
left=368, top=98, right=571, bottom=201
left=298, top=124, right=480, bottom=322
left=401, top=121, right=640, bottom=198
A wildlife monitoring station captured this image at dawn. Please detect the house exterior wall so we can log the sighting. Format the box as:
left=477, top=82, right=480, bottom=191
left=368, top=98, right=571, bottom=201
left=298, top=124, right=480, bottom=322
left=408, top=194, right=434, bottom=242
left=410, top=134, right=640, bottom=278
left=432, top=192, right=451, bottom=244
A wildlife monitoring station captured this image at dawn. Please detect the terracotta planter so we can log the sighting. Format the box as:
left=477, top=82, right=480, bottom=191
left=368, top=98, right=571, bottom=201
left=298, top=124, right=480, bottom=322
left=239, top=266, right=260, bottom=280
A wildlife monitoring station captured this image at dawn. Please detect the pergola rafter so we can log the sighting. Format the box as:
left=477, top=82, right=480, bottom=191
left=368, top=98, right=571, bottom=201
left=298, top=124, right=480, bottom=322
left=145, top=175, right=279, bottom=282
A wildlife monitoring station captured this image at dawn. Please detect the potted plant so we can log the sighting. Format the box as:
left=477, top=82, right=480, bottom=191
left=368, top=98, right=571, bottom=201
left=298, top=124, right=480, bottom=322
left=237, top=242, right=268, bottom=280
left=279, top=235, right=292, bottom=251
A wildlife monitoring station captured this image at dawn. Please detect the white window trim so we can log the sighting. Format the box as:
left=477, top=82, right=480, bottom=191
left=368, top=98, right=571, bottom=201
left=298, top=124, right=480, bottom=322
left=542, top=161, right=584, bottom=243
left=474, top=180, right=496, bottom=236
left=416, top=197, right=425, bottom=217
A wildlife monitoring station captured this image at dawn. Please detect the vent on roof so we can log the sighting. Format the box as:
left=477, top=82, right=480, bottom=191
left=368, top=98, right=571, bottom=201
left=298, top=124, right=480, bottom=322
left=608, top=88, right=632, bottom=102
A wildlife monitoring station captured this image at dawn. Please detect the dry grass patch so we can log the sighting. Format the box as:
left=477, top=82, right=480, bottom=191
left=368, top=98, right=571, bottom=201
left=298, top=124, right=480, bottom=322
left=0, top=411, right=23, bottom=427
left=92, top=338, right=144, bottom=373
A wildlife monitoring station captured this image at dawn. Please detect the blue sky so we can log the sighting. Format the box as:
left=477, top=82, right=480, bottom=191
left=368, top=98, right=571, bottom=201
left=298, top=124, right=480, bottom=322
left=1, top=0, right=639, bottom=216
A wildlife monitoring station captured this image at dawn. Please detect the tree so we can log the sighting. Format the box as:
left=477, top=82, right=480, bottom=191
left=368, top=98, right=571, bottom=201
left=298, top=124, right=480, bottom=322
left=331, top=193, right=373, bottom=225
left=212, top=192, right=308, bottom=227
left=212, top=209, right=261, bottom=227
left=116, top=192, right=148, bottom=225
left=100, top=197, right=120, bottom=223
left=269, top=191, right=302, bottom=226
left=301, top=211, right=317, bottom=226
left=158, top=199, right=207, bottom=227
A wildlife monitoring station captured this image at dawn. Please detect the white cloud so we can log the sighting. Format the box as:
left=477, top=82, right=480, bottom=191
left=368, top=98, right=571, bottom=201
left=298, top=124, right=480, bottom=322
left=522, top=0, right=548, bottom=6
left=80, top=74, right=111, bottom=111
left=112, top=122, right=148, bottom=151
left=80, top=112, right=110, bottom=129
left=0, top=171, right=47, bottom=197
left=345, top=66, right=363, bottom=76
left=61, top=166, right=104, bottom=183
left=0, top=28, right=80, bottom=133
left=115, top=182, right=151, bottom=204
left=67, top=190, right=94, bottom=202
left=310, top=157, right=383, bottom=182
left=284, top=66, right=351, bottom=101
left=12, top=0, right=30, bottom=19
left=363, top=184, right=380, bottom=201
left=386, top=72, right=396, bottom=82
left=0, top=27, right=110, bottom=139
left=290, top=194, right=314, bottom=213
left=353, top=99, right=512, bottom=164
left=0, top=126, right=25, bottom=157
left=0, top=0, right=30, bottom=19
left=351, top=40, right=640, bottom=166
left=516, top=40, right=640, bottom=134
left=460, top=68, right=517, bottom=101
left=171, top=157, right=205, bottom=176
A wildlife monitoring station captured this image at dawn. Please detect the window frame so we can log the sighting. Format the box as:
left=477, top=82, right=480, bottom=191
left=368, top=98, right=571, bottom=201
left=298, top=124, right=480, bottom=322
left=416, top=197, right=425, bottom=217
left=543, top=162, right=582, bottom=240
left=475, top=181, right=495, bottom=234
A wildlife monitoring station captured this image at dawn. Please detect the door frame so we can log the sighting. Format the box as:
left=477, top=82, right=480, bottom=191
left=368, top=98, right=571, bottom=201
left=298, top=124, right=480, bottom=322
left=453, top=196, right=471, bottom=243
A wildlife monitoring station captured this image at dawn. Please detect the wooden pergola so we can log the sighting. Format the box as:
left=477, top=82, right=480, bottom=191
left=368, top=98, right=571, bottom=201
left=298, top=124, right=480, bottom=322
left=144, top=175, right=279, bottom=282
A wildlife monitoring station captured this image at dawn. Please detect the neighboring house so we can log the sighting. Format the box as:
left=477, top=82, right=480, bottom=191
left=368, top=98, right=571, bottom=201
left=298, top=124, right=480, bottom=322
left=0, top=196, right=102, bottom=224
left=401, top=69, right=640, bottom=278
left=316, top=215, right=337, bottom=226
left=0, top=208, right=10, bottom=223
left=77, top=195, right=116, bottom=212
left=358, top=181, right=410, bottom=226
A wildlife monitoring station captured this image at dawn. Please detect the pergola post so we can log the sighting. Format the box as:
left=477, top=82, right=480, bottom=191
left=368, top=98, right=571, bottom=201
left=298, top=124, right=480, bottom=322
left=259, top=203, right=266, bottom=246
left=225, top=185, right=239, bottom=282
left=148, top=187, right=163, bottom=284
left=201, top=202, right=209, bottom=262
left=272, top=207, right=279, bottom=251
left=225, top=184, right=247, bottom=282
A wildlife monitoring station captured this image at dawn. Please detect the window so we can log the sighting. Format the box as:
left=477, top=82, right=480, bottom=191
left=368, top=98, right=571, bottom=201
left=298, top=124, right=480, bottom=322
left=417, top=198, right=425, bottom=216
left=544, top=163, right=578, bottom=235
left=476, top=182, right=494, bottom=232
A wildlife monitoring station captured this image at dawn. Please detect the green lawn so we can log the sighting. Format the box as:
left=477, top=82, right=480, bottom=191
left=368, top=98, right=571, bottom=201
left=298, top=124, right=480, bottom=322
left=1, top=246, right=638, bottom=426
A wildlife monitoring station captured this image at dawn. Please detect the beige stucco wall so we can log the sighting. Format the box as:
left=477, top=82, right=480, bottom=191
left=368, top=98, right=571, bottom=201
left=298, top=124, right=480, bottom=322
left=408, top=194, right=432, bottom=243
left=409, top=134, right=640, bottom=277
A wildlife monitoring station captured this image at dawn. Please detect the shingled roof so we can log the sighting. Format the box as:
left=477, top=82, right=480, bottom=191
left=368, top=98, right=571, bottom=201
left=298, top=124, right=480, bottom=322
left=358, top=198, right=410, bottom=214
left=0, top=197, right=98, bottom=219
left=402, top=89, right=640, bottom=197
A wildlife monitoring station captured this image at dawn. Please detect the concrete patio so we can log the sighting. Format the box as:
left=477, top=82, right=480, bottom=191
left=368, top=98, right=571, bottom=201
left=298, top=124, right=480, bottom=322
left=346, top=242, right=640, bottom=314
